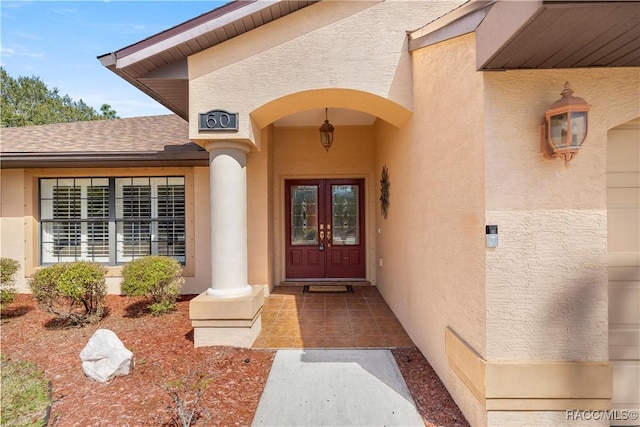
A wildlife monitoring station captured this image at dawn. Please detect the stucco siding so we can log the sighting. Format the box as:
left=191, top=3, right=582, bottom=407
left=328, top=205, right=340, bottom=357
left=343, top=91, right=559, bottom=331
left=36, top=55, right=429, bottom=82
left=247, top=130, right=273, bottom=290
left=480, top=65, right=639, bottom=424
left=376, top=33, right=487, bottom=426
left=190, top=166, right=212, bottom=295
left=485, top=209, right=608, bottom=361
left=188, top=0, right=464, bottom=142
left=1, top=169, right=27, bottom=291
left=483, top=68, right=640, bottom=364
left=484, top=69, right=640, bottom=212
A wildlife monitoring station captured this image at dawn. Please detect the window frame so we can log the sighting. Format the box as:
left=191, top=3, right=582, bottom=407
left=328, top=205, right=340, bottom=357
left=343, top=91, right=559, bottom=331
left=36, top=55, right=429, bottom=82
left=39, top=176, right=186, bottom=266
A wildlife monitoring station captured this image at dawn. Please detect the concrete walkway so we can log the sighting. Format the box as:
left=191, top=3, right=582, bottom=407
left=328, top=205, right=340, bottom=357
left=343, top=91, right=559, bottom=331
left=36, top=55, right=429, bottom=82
left=252, top=349, right=424, bottom=427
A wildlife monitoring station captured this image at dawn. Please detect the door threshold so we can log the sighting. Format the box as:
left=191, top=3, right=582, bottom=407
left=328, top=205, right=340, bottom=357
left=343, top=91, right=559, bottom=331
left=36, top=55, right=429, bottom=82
left=280, top=280, right=371, bottom=287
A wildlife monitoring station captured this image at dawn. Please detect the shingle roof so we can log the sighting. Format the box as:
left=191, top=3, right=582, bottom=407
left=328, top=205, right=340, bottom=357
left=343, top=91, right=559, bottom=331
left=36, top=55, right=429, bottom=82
left=0, top=115, right=208, bottom=169
left=0, top=114, right=190, bottom=153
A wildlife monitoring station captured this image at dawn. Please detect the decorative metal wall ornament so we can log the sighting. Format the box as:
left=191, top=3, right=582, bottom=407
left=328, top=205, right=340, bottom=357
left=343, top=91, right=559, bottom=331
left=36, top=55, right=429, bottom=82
left=380, top=165, right=390, bottom=219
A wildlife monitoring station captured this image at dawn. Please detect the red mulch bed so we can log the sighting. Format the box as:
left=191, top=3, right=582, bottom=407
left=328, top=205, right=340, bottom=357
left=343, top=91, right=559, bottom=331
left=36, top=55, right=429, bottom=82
left=1, top=294, right=468, bottom=426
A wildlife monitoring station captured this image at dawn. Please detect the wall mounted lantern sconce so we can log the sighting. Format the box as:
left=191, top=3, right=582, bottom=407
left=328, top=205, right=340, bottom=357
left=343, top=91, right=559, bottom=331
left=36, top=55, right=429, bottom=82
left=319, top=108, right=335, bottom=151
left=540, top=82, right=591, bottom=167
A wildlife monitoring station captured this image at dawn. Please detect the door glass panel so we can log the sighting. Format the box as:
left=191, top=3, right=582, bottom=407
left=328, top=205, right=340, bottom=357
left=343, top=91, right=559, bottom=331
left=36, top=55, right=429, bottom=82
left=332, top=185, right=359, bottom=245
left=291, top=185, right=318, bottom=245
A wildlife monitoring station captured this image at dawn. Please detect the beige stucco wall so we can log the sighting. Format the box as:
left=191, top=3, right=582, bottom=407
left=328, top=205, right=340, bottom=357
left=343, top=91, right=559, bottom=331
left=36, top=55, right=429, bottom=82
left=483, top=68, right=640, bottom=362
left=188, top=0, right=464, bottom=145
left=375, top=33, right=488, bottom=427
left=0, top=169, right=27, bottom=291
left=272, top=125, right=377, bottom=284
left=395, top=31, right=640, bottom=426
left=0, top=167, right=211, bottom=295
left=247, top=127, right=274, bottom=291
left=480, top=60, right=639, bottom=426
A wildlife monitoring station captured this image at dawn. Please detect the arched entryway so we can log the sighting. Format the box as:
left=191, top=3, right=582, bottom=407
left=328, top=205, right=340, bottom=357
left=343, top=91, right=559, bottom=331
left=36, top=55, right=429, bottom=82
left=249, top=89, right=411, bottom=286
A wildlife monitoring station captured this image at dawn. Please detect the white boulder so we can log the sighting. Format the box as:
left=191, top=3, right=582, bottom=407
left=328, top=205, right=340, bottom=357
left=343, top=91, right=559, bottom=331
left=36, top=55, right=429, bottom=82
left=80, top=329, right=134, bottom=382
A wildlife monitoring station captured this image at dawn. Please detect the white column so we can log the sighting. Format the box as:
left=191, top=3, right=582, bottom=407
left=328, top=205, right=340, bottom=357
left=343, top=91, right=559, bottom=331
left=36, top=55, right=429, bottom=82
left=205, top=141, right=252, bottom=298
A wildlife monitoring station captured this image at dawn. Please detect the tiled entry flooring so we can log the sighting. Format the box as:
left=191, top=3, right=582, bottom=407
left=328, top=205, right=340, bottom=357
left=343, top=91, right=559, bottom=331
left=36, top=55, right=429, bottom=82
left=252, top=286, right=414, bottom=349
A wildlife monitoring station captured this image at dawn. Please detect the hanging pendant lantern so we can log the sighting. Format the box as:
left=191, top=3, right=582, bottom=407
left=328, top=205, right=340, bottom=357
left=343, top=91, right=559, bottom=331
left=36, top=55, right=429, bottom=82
left=319, top=108, right=334, bottom=151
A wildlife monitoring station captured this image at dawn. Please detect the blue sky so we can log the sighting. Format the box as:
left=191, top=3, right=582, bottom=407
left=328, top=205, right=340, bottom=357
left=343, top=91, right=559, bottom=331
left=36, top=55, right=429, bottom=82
left=1, top=1, right=227, bottom=118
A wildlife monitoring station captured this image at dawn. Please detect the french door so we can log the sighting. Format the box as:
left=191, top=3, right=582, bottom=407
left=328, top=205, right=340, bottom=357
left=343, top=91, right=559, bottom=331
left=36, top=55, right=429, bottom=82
left=285, top=179, right=365, bottom=279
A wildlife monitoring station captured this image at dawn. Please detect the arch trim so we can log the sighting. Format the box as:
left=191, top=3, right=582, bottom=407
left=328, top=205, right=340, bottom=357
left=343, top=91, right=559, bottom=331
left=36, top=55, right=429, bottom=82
left=250, top=88, right=412, bottom=130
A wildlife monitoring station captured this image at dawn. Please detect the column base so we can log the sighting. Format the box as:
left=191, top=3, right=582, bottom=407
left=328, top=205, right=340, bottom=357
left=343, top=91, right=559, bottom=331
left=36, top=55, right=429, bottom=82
left=189, top=286, right=264, bottom=348
left=206, top=284, right=253, bottom=298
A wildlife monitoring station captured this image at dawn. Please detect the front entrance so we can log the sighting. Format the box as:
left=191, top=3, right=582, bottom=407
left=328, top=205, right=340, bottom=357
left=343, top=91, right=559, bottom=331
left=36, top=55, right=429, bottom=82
left=285, top=179, right=365, bottom=279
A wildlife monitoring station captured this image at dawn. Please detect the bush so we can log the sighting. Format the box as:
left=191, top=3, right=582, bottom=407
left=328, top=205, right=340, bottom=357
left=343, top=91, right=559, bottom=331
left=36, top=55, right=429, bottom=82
left=29, top=261, right=107, bottom=325
left=121, top=256, right=184, bottom=314
left=1, top=258, right=20, bottom=306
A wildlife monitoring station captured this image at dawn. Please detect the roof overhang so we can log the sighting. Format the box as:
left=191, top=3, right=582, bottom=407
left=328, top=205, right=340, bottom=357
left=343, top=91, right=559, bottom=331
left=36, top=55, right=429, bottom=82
left=410, top=0, right=640, bottom=70
left=0, top=151, right=209, bottom=169
left=98, top=0, right=318, bottom=119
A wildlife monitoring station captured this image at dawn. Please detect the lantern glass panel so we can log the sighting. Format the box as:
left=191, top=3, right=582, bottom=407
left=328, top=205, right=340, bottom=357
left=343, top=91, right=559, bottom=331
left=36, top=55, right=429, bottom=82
left=321, top=132, right=332, bottom=147
left=569, top=111, right=587, bottom=147
left=550, top=113, right=568, bottom=148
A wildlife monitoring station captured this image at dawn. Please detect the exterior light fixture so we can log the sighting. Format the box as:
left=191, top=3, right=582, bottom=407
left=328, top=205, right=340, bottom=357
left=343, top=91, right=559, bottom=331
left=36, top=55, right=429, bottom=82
left=540, top=82, right=591, bottom=166
left=319, top=108, right=334, bottom=151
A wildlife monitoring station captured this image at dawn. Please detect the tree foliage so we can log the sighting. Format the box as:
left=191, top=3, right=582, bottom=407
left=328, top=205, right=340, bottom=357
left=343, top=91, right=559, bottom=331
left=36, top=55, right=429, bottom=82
left=0, top=67, right=119, bottom=127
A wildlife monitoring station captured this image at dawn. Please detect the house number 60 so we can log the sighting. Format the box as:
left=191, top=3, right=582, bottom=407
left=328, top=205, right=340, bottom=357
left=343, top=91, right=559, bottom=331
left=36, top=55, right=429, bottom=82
left=206, top=112, right=231, bottom=128
left=198, top=109, right=238, bottom=131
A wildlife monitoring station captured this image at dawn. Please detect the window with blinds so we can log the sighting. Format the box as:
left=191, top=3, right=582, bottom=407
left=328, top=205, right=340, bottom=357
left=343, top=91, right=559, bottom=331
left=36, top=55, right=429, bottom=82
left=40, top=177, right=185, bottom=265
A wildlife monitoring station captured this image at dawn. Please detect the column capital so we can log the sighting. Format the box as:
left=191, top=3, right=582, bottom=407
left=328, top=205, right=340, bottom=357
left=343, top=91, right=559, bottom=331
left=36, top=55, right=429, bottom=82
left=203, top=140, right=252, bottom=154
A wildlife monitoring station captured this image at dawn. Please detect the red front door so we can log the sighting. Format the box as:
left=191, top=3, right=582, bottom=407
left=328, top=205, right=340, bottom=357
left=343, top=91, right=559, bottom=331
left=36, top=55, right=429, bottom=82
left=285, top=179, right=365, bottom=279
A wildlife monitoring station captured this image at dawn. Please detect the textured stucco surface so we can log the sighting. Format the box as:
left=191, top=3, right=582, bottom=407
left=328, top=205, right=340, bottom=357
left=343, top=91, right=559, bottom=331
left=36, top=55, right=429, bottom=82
left=247, top=130, right=273, bottom=291
left=482, top=68, right=640, bottom=365
left=0, top=169, right=26, bottom=291
left=485, top=209, right=609, bottom=361
left=376, top=33, right=487, bottom=427
left=188, top=0, right=463, bottom=143
left=483, top=68, right=640, bottom=211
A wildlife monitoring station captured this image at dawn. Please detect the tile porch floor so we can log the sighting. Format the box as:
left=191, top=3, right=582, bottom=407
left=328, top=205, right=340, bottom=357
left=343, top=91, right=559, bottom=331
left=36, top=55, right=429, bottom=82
left=252, top=285, right=415, bottom=349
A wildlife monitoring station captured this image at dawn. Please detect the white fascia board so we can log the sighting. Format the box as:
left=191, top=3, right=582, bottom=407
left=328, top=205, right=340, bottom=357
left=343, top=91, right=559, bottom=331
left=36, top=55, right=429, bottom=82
left=116, top=0, right=280, bottom=69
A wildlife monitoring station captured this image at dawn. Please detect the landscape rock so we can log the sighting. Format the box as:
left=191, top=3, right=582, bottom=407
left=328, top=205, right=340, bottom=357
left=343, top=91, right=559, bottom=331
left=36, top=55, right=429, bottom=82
left=79, top=329, right=134, bottom=382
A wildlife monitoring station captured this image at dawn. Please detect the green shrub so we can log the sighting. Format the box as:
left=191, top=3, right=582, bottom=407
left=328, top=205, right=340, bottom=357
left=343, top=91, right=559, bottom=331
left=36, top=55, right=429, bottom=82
left=29, top=261, right=106, bottom=325
left=121, top=256, right=184, bottom=314
left=1, top=258, right=20, bottom=306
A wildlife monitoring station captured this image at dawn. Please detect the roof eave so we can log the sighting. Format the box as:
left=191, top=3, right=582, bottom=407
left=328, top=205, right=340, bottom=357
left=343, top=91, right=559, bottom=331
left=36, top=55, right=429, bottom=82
left=99, top=63, right=189, bottom=120
left=409, top=0, right=640, bottom=70
left=97, top=0, right=319, bottom=118
left=0, top=151, right=209, bottom=169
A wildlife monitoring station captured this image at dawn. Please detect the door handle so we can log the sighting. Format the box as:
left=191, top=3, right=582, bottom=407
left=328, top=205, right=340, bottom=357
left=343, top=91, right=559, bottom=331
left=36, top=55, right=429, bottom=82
left=319, top=243, right=324, bottom=251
